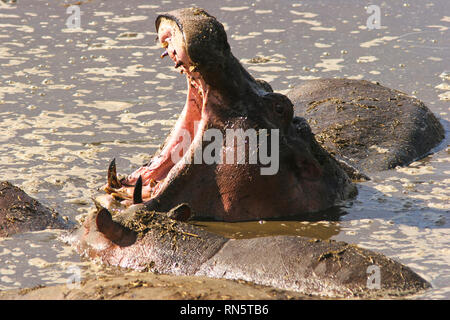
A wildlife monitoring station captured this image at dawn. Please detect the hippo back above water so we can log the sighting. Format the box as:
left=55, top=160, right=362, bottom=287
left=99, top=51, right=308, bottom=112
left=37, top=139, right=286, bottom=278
left=288, top=79, right=445, bottom=177
left=0, top=181, right=68, bottom=237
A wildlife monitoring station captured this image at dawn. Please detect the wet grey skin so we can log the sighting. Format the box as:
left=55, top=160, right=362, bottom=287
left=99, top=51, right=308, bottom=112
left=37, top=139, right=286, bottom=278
left=0, top=181, right=69, bottom=237
left=103, top=8, right=356, bottom=221
left=287, top=79, right=445, bottom=179
left=66, top=203, right=431, bottom=298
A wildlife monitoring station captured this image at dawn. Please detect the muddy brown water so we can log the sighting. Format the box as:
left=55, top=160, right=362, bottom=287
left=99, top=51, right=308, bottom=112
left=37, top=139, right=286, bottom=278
left=0, top=0, right=448, bottom=299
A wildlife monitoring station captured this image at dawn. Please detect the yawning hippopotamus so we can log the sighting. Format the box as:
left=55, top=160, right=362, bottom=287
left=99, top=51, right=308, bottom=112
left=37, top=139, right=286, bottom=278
left=64, top=7, right=437, bottom=298
left=65, top=203, right=430, bottom=298
left=100, top=8, right=356, bottom=221
left=0, top=181, right=68, bottom=237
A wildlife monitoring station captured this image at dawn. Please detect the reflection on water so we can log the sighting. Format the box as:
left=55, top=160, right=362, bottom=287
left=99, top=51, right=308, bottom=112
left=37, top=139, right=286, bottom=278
left=0, top=0, right=448, bottom=298
left=194, top=220, right=341, bottom=240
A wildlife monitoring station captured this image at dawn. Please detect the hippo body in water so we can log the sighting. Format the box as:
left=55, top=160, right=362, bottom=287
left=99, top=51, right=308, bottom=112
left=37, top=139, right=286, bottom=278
left=66, top=204, right=430, bottom=298
left=101, top=8, right=356, bottom=222
left=287, top=79, right=445, bottom=178
left=0, top=181, right=68, bottom=237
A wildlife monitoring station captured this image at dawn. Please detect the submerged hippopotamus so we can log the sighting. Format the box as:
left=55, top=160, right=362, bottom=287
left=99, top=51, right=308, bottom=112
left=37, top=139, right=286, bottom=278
left=63, top=7, right=441, bottom=298
left=100, top=8, right=356, bottom=221
left=288, top=79, right=444, bottom=178
left=100, top=8, right=444, bottom=220
left=0, top=181, right=68, bottom=237
left=65, top=202, right=430, bottom=298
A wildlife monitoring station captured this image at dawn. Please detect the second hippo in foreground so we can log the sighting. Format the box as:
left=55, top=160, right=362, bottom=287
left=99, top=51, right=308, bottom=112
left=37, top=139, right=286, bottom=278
left=288, top=78, right=445, bottom=177
left=66, top=203, right=430, bottom=298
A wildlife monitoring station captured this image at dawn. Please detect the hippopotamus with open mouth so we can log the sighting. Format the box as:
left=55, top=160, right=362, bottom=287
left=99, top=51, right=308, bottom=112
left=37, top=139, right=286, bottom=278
left=65, top=203, right=430, bottom=298
left=99, top=8, right=444, bottom=218
left=64, top=7, right=437, bottom=298
left=99, top=8, right=356, bottom=221
left=287, top=79, right=444, bottom=177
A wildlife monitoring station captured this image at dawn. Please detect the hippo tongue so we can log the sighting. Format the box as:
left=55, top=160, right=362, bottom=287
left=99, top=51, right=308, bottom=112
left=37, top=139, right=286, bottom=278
left=118, top=17, right=214, bottom=203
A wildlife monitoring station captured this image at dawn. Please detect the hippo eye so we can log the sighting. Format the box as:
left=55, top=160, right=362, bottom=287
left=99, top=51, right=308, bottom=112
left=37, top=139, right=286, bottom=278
left=275, top=104, right=283, bottom=114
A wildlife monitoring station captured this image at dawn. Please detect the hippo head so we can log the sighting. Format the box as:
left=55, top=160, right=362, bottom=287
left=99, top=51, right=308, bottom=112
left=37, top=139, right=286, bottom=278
left=101, top=8, right=355, bottom=221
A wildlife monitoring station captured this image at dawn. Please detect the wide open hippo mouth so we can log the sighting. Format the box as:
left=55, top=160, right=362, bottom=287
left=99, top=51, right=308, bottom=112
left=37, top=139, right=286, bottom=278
left=103, top=9, right=227, bottom=206
left=100, top=8, right=355, bottom=220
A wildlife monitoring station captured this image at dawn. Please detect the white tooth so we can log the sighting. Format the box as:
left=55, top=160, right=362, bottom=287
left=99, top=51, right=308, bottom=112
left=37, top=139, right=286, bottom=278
left=160, top=50, right=169, bottom=58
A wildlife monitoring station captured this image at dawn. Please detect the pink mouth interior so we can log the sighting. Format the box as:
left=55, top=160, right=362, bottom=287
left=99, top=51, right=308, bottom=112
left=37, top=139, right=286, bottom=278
left=122, top=23, right=210, bottom=201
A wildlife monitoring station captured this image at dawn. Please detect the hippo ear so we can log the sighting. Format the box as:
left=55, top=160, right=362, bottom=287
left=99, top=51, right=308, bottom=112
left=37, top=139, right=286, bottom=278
left=95, top=208, right=136, bottom=246
left=95, top=208, right=116, bottom=236
left=294, top=154, right=323, bottom=181
left=133, top=176, right=143, bottom=204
